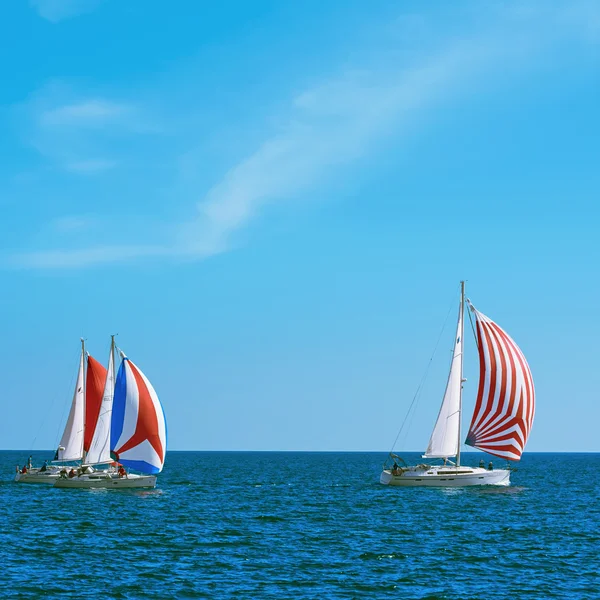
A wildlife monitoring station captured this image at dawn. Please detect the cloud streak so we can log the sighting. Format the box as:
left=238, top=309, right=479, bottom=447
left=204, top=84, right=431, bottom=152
left=17, top=84, right=150, bottom=176
left=65, top=159, right=118, bottom=173
left=10, top=1, right=600, bottom=269
left=40, top=100, right=130, bottom=127
left=30, top=0, right=104, bottom=23
left=51, top=215, right=96, bottom=233
left=15, top=245, right=173, bottom=269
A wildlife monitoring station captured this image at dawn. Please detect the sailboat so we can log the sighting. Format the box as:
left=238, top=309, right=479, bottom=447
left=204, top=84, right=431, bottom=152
left=380, top=282, right=535, bottom=487
left=14, top=339, right=107, bottom=484
left=54, top=338, right=166, bottom=489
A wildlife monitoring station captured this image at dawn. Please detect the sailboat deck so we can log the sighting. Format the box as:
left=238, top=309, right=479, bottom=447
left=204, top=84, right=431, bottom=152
left=396, top=466, right=476, bottom=476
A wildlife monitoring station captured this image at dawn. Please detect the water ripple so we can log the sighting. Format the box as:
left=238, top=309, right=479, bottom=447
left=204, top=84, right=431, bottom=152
left=1, top=451, right=599, bottom=599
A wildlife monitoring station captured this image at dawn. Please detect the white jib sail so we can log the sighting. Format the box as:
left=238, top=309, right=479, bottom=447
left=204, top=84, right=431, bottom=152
left=86, top=345, right=115, bottom=465
left=424, top=301, right=463, bottom=458
left=58, top=350, right=85, bottom=461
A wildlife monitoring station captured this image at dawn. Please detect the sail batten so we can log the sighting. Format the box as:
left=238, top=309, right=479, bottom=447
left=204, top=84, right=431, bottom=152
left=465, top=304, right=535, bottom=461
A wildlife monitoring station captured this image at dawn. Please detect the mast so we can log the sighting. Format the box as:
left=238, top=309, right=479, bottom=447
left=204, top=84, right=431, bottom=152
left=111, top=335, right=116, bottom=376
left=81, top=337, right=87, bottom=465
left=457, top=281, right=465, bottom=467
left=111, top=334, right=116, bottom=467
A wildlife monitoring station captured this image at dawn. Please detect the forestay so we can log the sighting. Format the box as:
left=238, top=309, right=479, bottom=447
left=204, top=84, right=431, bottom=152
left=110, top=352, right=167, bottom=474
left=465, top=303, right=535, bottom=460
left=424, top=301, right=463, bottom=459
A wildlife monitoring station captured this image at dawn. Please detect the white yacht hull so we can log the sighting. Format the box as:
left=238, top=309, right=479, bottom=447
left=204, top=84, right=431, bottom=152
left=380, top=466, right=510, bottom=487
left=14, top=469, right=62, bottom=484
left=54, top=473, right=157, bottom=489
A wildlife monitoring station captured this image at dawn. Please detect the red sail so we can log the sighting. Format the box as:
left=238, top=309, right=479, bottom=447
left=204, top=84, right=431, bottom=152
left=465, top=304, right=535, bottom=461
left=85, top=355, right=107, bottom=453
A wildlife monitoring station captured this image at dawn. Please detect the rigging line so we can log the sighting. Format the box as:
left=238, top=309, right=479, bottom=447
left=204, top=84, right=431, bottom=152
left=398, top=296, right=461, bottom=454
left=30, top=345, right=81, bottom=453
left=387, top=284, right=461, bottom=456
left=398, top=387, right=421, bottom=452
left=466, top=301, right=477, bottom=343
left=53, top=347, right=83, bottom=450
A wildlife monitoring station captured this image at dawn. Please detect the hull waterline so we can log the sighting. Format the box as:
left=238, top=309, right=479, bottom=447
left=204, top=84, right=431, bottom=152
left=54, top=473, right=157, bottom=489
left=14, top=469, right=62, bottom=484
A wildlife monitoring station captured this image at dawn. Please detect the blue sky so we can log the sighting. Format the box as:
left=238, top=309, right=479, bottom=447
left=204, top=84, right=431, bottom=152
left=1, top=0, right=598, bottom=452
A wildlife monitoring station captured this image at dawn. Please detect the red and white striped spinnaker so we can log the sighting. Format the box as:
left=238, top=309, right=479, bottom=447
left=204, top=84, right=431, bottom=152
left=465, top=302, right=535, bottom=461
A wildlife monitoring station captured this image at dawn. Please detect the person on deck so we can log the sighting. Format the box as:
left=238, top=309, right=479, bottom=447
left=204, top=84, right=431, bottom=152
left=391, top=463, right=399, bottom=476
left=68, top=468, right=76, bottom=478
left=20, top=465, right=28, bottom=474
left=479, top=460, right=485, bottom=468
left=28, top=456, right=33, bottom=469
left=488, top=462, right=494, bottom=471
left=118, top=465, right=127, bottom=478
left=40, top=460, right=48, bottom=472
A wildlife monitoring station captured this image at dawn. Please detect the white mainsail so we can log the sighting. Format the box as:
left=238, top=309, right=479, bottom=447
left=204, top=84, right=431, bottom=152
left=423, top=301, right=463, bottom=459
left=57, top=350, right=85, bottom=461
left=86, top=341, right=115, bottom=465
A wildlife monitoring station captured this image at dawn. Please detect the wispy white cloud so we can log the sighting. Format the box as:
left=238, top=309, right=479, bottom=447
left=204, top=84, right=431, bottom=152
left=17, top=83, right=149, bottom=175
left=175, top=9, right=588, bottom=262
left=51, top=215, right=95, bottom=233
left=10, top=0, right=600, bottom=269
left=40, top=100, right=130, bottom=127
left=14, top=245, right=172, bottom=269
left=30, top=0, right=104, bottom=23
left=65, top=158, right=118, bottom=173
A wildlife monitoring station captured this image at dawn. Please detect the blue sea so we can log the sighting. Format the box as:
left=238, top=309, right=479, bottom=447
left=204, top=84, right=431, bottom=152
left=1, top=451, right=598, bottom=599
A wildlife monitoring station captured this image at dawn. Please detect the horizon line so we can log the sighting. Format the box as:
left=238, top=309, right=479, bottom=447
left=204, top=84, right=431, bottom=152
left=3, top=449, right=599, bottom=454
